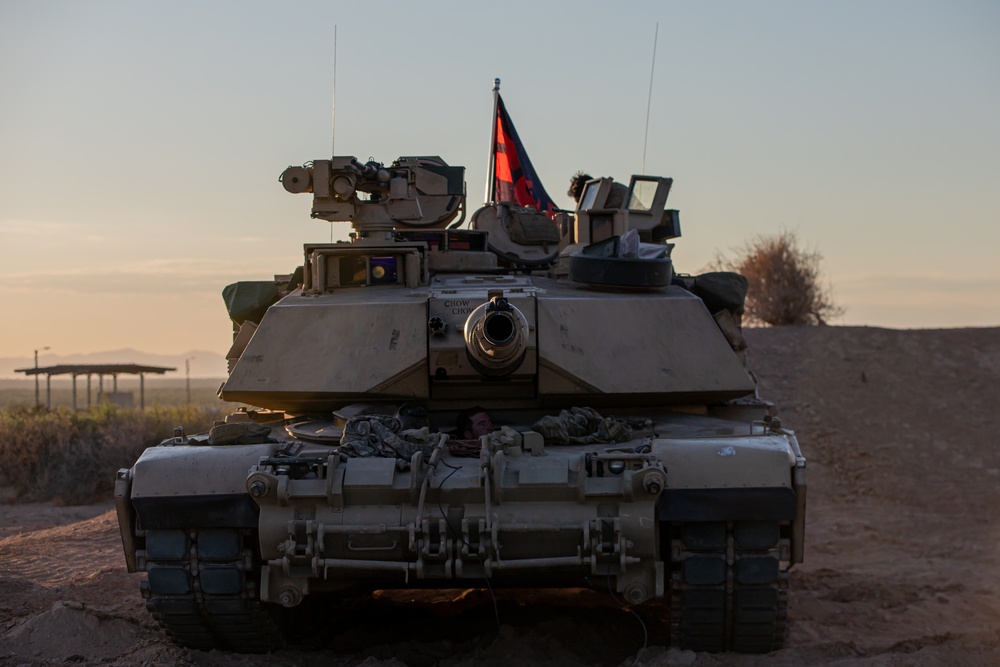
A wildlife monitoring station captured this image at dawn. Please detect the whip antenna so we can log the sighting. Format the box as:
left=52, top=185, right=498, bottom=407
left=642, top=22, right=659, bottom=174
left=331, top=24, right=337, bottom=241
left=331, top=25, right=337, bottom=158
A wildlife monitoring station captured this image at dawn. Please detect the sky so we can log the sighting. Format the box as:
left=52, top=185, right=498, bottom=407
left=2, top=0, right=998, bottom=373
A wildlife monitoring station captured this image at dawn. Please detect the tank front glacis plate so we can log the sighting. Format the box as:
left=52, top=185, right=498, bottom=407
left=249, top=438, right=667, bottom=605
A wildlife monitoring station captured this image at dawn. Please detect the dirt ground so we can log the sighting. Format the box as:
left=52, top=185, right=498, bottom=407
left=2, top=326, right=998, bottom=666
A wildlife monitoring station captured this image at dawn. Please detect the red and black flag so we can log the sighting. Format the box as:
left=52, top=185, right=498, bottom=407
left=492, top=94, right=558, bottom=218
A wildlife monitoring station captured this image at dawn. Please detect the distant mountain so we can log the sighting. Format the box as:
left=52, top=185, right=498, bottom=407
left=0, top=349, right=228, bottom=379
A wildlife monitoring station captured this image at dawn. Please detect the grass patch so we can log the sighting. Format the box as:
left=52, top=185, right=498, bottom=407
left=0, top=403, right=225, bottom=505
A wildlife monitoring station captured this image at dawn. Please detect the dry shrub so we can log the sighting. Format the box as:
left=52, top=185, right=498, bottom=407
left=0, top=404, right=223, bottom=505
left=715, top=230, right=843, bottom=326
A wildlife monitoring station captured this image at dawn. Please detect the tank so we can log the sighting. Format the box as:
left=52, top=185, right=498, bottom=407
left=115, top=153, right=806, bottom=654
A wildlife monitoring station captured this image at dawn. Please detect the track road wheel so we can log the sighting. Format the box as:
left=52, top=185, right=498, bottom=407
left=668, top=520, right=788, bottom=653
left=140, top=527, right=286, bottom=653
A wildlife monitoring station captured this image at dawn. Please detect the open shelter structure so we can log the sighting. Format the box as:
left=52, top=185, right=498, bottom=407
left=15, top=364, right=176, bottom=410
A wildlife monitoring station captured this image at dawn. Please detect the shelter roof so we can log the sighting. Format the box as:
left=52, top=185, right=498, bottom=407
left=14, top=364, right=176, bottom=377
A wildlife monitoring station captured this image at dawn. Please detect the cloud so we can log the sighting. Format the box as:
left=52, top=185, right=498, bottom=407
left=0, top=219, right=83, bottom=235
left=0, top=219, right=123, bottom=245
left=837, top=272, right=1000, bottom=291
left=0, top=257, right=281, bottom=295
left=835, top=272, right=1000, bottom=303
left=833, top=271, right=1000, bottom=324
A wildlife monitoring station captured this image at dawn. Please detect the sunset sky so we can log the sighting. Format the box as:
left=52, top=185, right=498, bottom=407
left=2, top=0, right=998, bottom=374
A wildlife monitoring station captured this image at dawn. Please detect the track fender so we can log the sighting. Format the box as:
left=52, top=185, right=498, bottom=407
left=129, top=443, right=278, bottom=530
left=652, top=435, right=798, bottom=523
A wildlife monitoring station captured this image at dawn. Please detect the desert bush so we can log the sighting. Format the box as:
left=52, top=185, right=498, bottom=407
left=714, top=230, right=843, bottom=326
left=0, top=404, right=222, bottom=505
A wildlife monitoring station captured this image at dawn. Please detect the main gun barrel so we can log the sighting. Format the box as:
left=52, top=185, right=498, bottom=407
left=464, top=296, right=529, bottom=377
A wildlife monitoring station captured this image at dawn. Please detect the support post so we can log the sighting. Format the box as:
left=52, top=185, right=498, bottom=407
left=72, top=374, right=78, bottom=411
left=46, top=374, right=51, bottom=410
left=140, top=373, right=145, bottom=410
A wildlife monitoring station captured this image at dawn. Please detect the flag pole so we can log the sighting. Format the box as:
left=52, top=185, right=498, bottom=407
left=484, top=77, right=501, bottom=205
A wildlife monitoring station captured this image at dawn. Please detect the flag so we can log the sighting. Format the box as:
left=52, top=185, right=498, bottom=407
left=493, top=94, right=558, bottom=218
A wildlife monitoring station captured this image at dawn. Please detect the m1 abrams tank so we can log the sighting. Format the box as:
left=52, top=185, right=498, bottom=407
left=115, top=153, right=806, bottom=654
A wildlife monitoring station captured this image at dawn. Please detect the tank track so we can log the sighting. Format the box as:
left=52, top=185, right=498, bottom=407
left=668, top=520, right=788, bottom=653
left=139, top=527, right=285, bottom=653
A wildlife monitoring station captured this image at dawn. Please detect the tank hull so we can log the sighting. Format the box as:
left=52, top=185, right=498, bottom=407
left=116, top=407, right=805, bottom=653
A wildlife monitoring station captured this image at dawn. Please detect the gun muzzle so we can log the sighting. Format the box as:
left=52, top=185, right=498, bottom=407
left=464, top=297, right=529, bottom=377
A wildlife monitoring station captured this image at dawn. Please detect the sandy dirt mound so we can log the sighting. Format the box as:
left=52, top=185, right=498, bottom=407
left=1, top=326, right=998, bottom=666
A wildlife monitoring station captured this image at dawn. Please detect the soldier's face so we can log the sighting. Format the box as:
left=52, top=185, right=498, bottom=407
left=468, top=411, right=493, bottom=438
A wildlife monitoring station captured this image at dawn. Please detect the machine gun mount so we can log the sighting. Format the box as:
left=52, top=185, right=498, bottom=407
left=280, top=156, right=466, bottom=236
